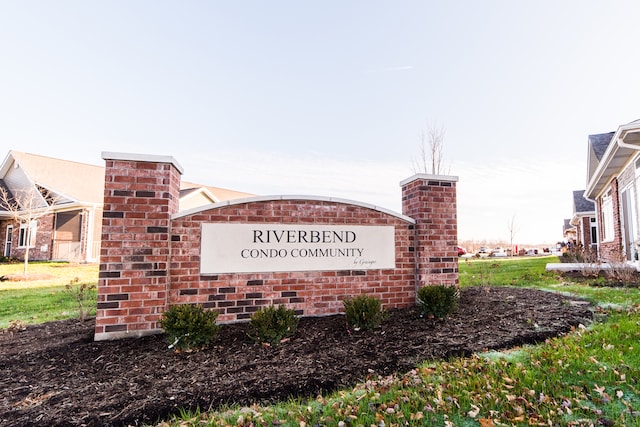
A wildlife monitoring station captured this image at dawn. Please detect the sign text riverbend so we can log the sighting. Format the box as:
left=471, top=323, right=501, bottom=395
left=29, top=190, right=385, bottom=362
left=200, top=224, right=396, bottom=274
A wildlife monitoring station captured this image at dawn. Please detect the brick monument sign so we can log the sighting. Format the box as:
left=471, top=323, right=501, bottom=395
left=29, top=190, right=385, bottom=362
left=95, top=153, right=458, bottom=341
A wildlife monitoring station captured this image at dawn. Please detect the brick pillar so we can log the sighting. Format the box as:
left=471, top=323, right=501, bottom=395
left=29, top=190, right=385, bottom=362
left=94, top=153, right=183, bottom=341
left=401, top=174, right=459, bottom=288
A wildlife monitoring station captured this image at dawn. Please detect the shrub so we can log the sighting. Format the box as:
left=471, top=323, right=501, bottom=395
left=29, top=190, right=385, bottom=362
left=65, top=277, right=97, bottom=321
left=342, top=294, right=386, bottom=331
left=6, top=319, right=27, bottom=336
left=160, top=304, right=220, bottom=352
left=417, top=285, right=459, bottom=319
left=248, top=305, right=299, bottom=346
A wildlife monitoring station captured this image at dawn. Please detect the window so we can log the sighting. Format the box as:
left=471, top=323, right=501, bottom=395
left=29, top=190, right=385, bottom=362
left=18, top=220, right=37, bottom=248
left=601, top=191, right=614, bottom=242
left=590, top=217, right=598, bottom=244
left=4, top=225, right=12, bottom=257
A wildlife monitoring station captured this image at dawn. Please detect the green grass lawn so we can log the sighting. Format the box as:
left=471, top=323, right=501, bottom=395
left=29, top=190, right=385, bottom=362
left=0, top=261, right=98, bottom=328
left=459, top=254, right=563, bottom=288
left=2, top=257, right=640, bottom=426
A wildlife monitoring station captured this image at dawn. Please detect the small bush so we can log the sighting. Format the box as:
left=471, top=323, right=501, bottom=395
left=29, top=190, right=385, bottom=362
left=160, top=304, right=220, bottom=352
left=417, top=285, right=459, bottom=319
left=65, top=277, right=97, bottom=321
left=248, top=305, right=299, bottom=346
left=343, top=294, right=386, bottom=331
left=6, top=320, right=27, bottom=336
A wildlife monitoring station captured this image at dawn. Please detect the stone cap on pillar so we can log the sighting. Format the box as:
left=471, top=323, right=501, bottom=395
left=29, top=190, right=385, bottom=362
left=400, top=173, right=459, bottom=187
left=101, top=152, right=184, bottom=175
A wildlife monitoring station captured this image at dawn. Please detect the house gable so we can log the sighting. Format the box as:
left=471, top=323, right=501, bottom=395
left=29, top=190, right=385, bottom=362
left=180, top=181, right=254, bottom=203
left=586, top=120, right=640, bottom=200
left=7, top=151, right=105, bottom=205
left=570, top=190, right=597, bottom=248
left=572, top=190, right=595, bottom=215
left=587, top=132, right=614, bottom=185
left=179, top=187, right=219, bottom=211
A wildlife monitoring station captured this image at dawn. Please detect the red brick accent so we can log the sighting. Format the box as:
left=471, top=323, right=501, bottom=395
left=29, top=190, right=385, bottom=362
left=95, top=156, right=459, bottom=340
left=401, top=175, right=459, bottom=287
left=170, top=200, right=416, bottom=322
left=598, top=178, right=622, bottom=262
left=6, top=214, right=55, bottom=262
left=575, top=215, right=595, bottom=253
left=95, top=154, right=182, bottom=340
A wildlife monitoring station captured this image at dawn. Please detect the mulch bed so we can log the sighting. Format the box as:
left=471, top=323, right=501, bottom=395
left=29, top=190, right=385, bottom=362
left=0, top=286, right=593, bottom=427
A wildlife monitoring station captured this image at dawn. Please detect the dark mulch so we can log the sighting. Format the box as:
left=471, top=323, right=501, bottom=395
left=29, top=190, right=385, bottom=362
left=0, top=287, right=593, bottom=427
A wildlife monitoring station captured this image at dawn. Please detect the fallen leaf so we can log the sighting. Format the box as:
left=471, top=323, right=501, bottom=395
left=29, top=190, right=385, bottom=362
left=479, top=418, right=495, bottom=427
left=468, top=404, right=480, bottom=418
left=411, top=412, right=424, bottom=421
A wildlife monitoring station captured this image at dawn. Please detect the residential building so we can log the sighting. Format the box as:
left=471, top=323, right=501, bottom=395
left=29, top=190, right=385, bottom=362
left=0, top=151, right=252, bottom=263
left=570, top=190, right=597, bottom=253
left=562, top=218, right=576, bottom=242
left=584, top=119, right=640, bottom=263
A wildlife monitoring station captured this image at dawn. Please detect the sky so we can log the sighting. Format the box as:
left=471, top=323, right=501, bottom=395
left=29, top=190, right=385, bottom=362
left=1, top=1, right=639, bottom=246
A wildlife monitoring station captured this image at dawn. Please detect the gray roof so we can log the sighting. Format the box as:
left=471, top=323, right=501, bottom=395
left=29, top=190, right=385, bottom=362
left=573, top=190, right=595, bottom=213
left=588, top=132, right=615, bottom=161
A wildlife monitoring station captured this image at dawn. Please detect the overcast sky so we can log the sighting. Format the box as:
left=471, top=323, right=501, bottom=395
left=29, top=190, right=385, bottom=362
left=1, top=1, right=638, bottom=245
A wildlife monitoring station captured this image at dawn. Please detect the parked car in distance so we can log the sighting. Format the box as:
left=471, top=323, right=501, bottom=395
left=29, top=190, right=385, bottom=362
left=476, top=246, right=489, bottom=256
left=456, top=246, right=466, bottom=256
left=491, top=247, right=507, bottom=257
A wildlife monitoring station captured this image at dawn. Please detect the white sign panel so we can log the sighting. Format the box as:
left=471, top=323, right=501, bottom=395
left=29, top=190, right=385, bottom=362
left=200, top=223, right=396, bottom=274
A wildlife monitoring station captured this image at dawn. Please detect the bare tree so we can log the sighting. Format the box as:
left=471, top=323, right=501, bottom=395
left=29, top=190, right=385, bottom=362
left=507, top=214, right=519, bottom=256
left=412, top=122, right=447, bottom=175
left=0, top=186, right=59, bottom=275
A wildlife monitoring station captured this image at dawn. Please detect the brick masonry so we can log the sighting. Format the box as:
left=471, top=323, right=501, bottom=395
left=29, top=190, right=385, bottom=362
left=401, top=176, right=459, bottom=286
left=4, top=214, right=55, bottom=262
left=597, top=178, right=622, bottom=262
left=95, top=153, right=182, bottom=340
left=94, top=153, right=459, bottom=341
left=170, top=200, right=416, bottom=322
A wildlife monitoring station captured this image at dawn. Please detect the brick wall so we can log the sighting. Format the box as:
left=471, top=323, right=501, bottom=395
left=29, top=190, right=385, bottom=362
left=170, top=199, right=416, bottom=322
left=8, top=214, right=55, bottom=261
left=95, top=153, right=183, bottom=340
left=577, top=216, right=593, bottom=248
left=598, top=178, right=622, bottom=262
left=0, top=221, right=7, bottom=256
left=95, top=154, right=459, bottom=340
left=401, top=175, right=459, bottom=286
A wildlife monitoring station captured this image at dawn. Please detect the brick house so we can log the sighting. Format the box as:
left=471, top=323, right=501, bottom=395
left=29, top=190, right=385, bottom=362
left=584, top=119, right=640, bottom=263
left=569, top=190, right=597, bottom=252
left=0, top=151, right=252, bottom=263
left=563, top=218, right=576, bottom=242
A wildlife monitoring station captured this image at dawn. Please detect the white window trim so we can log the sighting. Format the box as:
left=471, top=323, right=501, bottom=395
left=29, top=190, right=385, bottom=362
left=601, top=191, right=614, bottom=242
left=4, top=225, right=12, bottom=257
left=590, top=217, right=598, bottom=245
left=18, top=220, right=37, bottom=248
